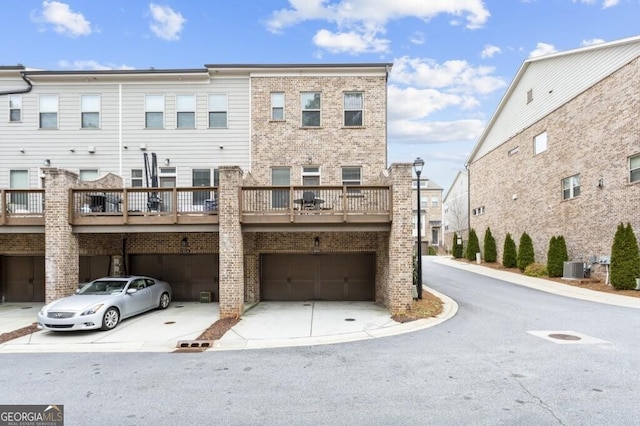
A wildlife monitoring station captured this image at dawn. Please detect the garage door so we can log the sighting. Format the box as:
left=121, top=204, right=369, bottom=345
left=261, top=253, right=374, bottom=301
left=79, top=256, right=111, bottom=283
left=1, top=256, right=45, bottom=302
left=129, top=254, right=218, bottom=301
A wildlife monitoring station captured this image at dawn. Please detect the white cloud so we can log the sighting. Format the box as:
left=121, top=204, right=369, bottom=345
left=481, top=44, right=501, bottom=59
left=572, top=0, right=619, bottom=8
left=390, top=56, right=506, bottom=95
left=388, top=85, right=467, bottom=121
left=57, top=60, right=134, bottom=70
left=149, top=3, right=186, bottom=41
left=35, top=1, right=92, bottom=37
left=266, top=0, right=490, bottom=54
left=389, top=118, right=485, bottom=144
left=409, top=31, right=425, bottom=45
left=581, top=38, right=605, bottom=46
left=529, top=42, right=556, bottom=58
left=313, top=28, right=389, bottom=53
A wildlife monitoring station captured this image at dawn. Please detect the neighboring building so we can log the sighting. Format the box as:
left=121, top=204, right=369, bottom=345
left=443, top=170, right=468, bottom=253
left=0, top=63, right=415, bottom=317
left=466, top=35, right=640, bottom=274
left=412, top=177, right=443, bottom=253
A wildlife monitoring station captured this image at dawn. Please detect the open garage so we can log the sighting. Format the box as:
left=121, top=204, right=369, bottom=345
left=261, top=253, right=375, bottom=301
left=129, top=254, right=219, bottom=301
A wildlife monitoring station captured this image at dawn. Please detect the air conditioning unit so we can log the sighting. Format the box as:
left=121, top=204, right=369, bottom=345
left=563, top=261, right=584, bottom=279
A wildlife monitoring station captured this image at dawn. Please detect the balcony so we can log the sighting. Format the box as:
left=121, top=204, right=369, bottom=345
left=70, top=187, right=219, bottom=226
left=241, top=186, right=391, bottom=225
left=1, top=189, right=45, bottom=226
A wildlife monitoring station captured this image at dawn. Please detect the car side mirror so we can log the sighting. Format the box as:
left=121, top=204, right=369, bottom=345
left=126, top=288, right=137, bottom=294
left=75, top=289, right=80, bottom=294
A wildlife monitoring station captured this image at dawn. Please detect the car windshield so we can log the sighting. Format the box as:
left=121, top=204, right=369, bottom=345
left=78, top=280, right=127, bottom=295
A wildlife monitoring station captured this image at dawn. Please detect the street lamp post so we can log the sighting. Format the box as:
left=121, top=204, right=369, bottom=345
left=413, top=157, right=425, bottom=300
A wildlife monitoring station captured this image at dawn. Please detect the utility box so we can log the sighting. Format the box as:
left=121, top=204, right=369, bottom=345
left=563, top=261, right=584, bottom=279
left=200, top=291, right=212, bottom=303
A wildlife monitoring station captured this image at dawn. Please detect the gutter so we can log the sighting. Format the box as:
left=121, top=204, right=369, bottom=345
left=0, top=72, right=33, bottom=96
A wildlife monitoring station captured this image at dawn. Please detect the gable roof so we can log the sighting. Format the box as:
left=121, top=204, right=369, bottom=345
left=467, top=34, right=640, bottom=164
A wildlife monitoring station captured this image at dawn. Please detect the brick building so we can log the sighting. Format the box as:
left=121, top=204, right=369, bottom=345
left=467, top=36, right=640, bottom=274
left=0, top=63, right=415, bottom=316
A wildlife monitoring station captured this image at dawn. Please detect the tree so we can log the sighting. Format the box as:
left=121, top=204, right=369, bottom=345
left=610, top=223, right=640, bottom=290
left=466, top=228, right=480, bottom=261
left=452, top=232, right=464, bottom=259
left=517, top=232, right=535, bottom=272
left=483, top=227, right=497, bottom=263
left=547, top=235, right=568, bottom=277
left=503, top=233, right=517, bottom=268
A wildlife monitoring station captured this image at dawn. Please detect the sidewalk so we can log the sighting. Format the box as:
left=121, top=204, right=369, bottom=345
left=433, top=256, right=640, bottom=309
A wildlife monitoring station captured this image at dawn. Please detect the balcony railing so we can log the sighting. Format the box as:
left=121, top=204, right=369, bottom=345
left=1, top=189, right=45, bottom=226
left=241, top=186, right=391, bottom=224
left=70, top=187, right=219, bottom=225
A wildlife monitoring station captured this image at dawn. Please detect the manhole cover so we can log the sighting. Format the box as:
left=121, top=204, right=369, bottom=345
left=174, top=305, right=184, bottom=309
left=548, top=333, right=581, bottom=341
left=21, top=306, right=33, bottom=310
left=164, top=321, right=176, bottom=325
left=303, top=303, right=311, bottom=306
left=344, top=318, right=356, bottom=322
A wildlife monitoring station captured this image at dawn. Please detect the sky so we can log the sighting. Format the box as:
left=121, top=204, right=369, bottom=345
left=1, top=0, right=639, bottom=190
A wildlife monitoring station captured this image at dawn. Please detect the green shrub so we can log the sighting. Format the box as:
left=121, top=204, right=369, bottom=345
left=466, top=229, right=480, bottom=261
left=547, top=235, right=569, bottom=277
left=428, top=246, right=437, bottom=256
left=517, top=232, right=535, bottom=272
left=483, top=227, right=497, bottom=263
left=524, top=262, right=548, bottom=277
left=503, top=233, right=517, bottom=268
left=452, top=232, right=464, bottom=259
left=610, top=223, right=640, bottom=290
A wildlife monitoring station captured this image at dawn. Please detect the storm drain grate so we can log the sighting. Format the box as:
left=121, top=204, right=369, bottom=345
left=164, top=321, right=176, bottom=325
left=527, top=330, right=609, bottom=345
left=177, top=340, right=214, bottom=348
left=345, top=318, right=356, bottom=322
left=548, top=333, right=581, bottom=341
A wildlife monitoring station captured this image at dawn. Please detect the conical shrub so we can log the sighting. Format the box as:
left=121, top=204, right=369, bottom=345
left=483, top=227, right=497, bottom=263
left=517, top=232, right=535, bottom=272
left=610, top=223, right=640, bottom=290
left=503, top=233, right=517, bottom=268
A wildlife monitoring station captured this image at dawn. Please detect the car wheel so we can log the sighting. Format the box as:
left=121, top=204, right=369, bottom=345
left=101, top=307, right=119, bottom=331
left=158, top=292, right=170, bottom=310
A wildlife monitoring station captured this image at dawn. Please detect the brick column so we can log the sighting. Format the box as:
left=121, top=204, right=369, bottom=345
left=218, top=166, right=244, bottom=318
left=387, top=163, right=413, bottom=313
left=43, top=168, right=80, bottom=303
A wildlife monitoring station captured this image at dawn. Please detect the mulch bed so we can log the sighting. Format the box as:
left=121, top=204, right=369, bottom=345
left=0, top=323, right=38, bottom=345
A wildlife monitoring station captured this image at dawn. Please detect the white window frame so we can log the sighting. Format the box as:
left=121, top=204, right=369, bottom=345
left=176, top=94, right=196, bottom=129
left=39, top=94, right=58, bottom=129
left=9, top=94, right=21, bottom=122
left=271, top=92, right=285, bottom=120
left=301, top=92, right=321, bottom=127
left=81, top=94, right=100, bottom=129
left=9, top=169, right=29, bottom=209
left=131, top=169, right=144, bottom=187
left=302, top=166, right=321, bottom=185
left=271, top=167, right=291, bottom=209
left=79, top=169, right=99, bottom=181
left=431, top=197, right=439, bottom=208
left=343, top=92, right=363, bottom=127
left=341, top=167, right=361, bottom=186
left=145, top=95, right=164, bottom=129
left=534, top=131, right=547, bottom=155
left=630, top=154, right=640, bottom=183
left=208, top=94, right=228, bottom=128
left=562, top=174, right=581, bottom=200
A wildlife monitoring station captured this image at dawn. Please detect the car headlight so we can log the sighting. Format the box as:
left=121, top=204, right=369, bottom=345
left=39, top=304, right=51, bottom=315
left=81, top=304, right=104, bottom=316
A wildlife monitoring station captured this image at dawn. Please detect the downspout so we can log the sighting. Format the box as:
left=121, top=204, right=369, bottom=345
left=118, top=83, right=123, bottom=179
left=465, top=162, right=471, bottom=241
left=0, top=72, right=33, bottom=96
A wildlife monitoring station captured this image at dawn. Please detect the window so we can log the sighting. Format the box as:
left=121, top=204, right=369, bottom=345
left=145, top=95, right=164, bottom=128
left=630, top=154, right=640, bottom=183
left=176, top=95, right=196, bottom=128
left=192, top=169, right=211, bottom=205
left=208, top=94, right=227, bottom=128
left=431, top=197, right=439, bottom=207
left=341, top=167, right=361, bottom=186
left=272, top=167, right=291, bottom=208
left=562, top=174, right=580, bottom=200
left=472, top=206, right=485, bottom=216
left=527, top=89, right=533, bottom=104
left=301, top=92, right=321, bottom=127
left=534, top=131, right=547, bottom=154
left=420, top=200, right=428, bottom=209
left=302, top=166, right=320, bottom=185
left=508, top=147, right=519, bottom=156
left=131, top=169, right=144, bottom=187
left=81, top=95, right=100, bottom=129
left=271, top=92, right=284, bottom=120
left=39, top=94, right=58, bottom=129
left=412, top=180, right=427, bottom=188
left=344, top=92, right=363, bottom=126
left=79, top=169, right=99, bottom=181
left=9, top=95, right=21, bottom=122
left=9, top=170, right=29, bottom=208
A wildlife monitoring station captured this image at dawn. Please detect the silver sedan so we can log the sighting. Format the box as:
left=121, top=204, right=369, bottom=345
left=37, top=276, right=172, bottom=331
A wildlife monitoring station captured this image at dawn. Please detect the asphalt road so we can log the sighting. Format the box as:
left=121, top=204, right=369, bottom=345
left=2, top=257, right=640, bottom=425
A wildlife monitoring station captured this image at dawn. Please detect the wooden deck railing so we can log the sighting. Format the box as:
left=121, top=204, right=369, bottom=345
left=1, top=189, right=45, bottom=226
left=240, top=185, right=391, bottom=224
